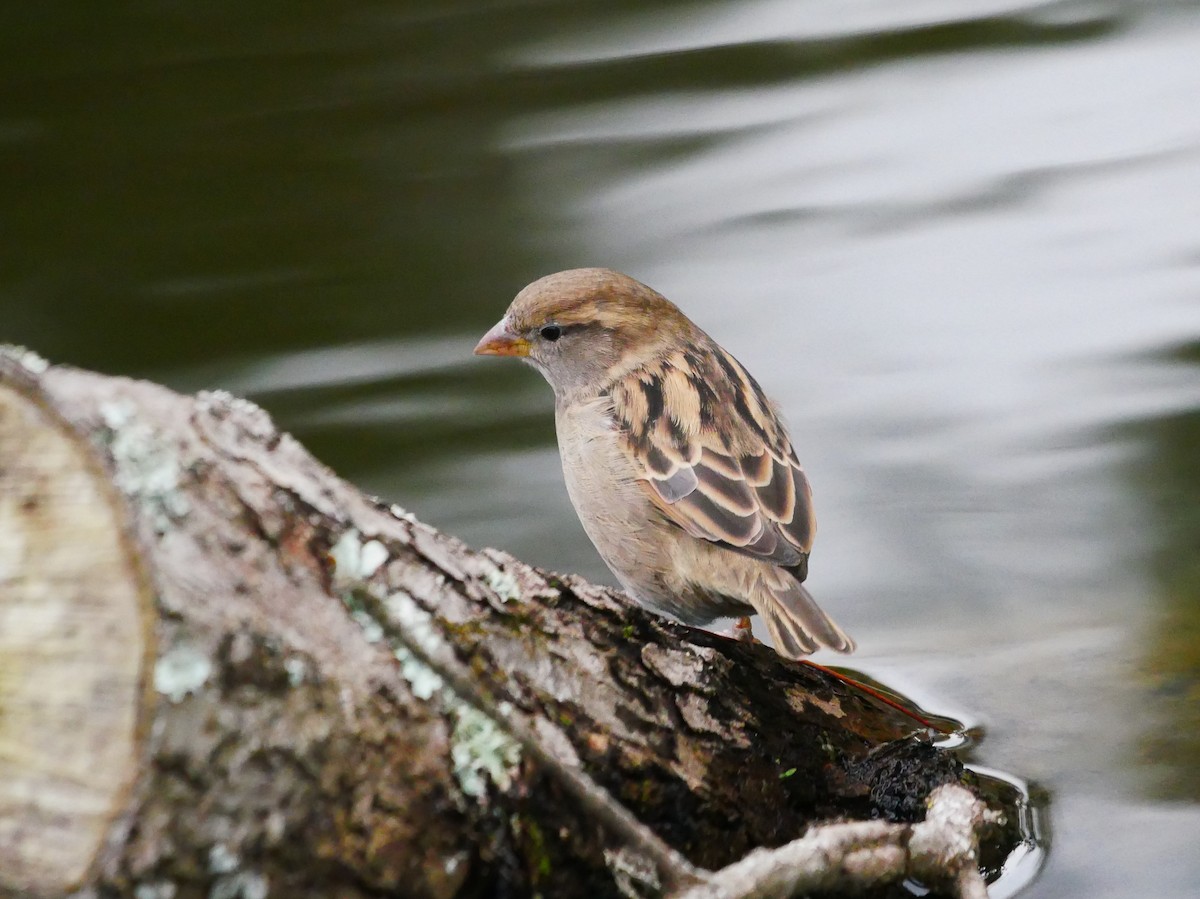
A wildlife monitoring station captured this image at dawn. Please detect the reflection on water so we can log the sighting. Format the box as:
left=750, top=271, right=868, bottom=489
left=3, top=1, right=1200, bottom=895
left=1130, top=341, right=1200, bottom=802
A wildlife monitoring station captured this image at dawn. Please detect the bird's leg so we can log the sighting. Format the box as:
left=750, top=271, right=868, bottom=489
left=709, top=616, right=758, bottom=643
left=731, top=615, right=755, bottom=643
left=678, top=617, right=760, bottom=649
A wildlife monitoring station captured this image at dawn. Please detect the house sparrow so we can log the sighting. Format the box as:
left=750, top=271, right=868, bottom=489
left=474, top=268, right=853, bottom=659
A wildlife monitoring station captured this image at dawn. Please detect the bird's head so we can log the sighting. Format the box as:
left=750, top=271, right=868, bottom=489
left=474, top=268, right=693, bottom=398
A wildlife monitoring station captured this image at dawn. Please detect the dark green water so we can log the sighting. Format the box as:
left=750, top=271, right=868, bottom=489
left=4, top=2, right=1200, bottom=895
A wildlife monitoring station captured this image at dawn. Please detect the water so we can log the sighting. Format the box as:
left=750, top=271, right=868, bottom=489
left=4, top=2, right=1200, bottom=895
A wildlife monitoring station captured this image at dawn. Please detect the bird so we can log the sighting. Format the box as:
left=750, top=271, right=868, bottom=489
left=474, top=268, right=853, bottom=660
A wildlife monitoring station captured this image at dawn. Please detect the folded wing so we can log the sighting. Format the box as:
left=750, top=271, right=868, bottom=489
left=608, top=343, right=816, bottom=578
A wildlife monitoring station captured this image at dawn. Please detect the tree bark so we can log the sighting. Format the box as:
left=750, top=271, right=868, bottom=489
left=0, top=348, right=1011, bottom=899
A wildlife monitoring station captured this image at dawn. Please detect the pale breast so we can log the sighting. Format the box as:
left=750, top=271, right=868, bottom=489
left=554, top=394, right=747, bottom=624
left=555, top=395, right=666, bottom=584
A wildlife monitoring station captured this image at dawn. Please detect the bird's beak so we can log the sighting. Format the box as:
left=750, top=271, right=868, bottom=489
left=474, top=317, right=530, bottom=357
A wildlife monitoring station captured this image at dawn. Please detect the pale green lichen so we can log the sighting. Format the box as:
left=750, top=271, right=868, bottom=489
left=154, top=644, right=212, bottom=702
left=283, top=656, right=308, bottom=687
left=485, top=567, right=521, bottom=603
left=359, top=540, right=388, bottom=577
left=208, top=843, right=238, bottom=874
left=209, top=872, right=268, bottom=899
left=386, top=590, right=521, bottom=797
left=393, top=645, right=445, bottom=700
left=451, top=701, right=522, bottom=797
left=330, top=530, right=390, bottom=585
left=334, top=588, right=387, bottom=667
left=98, top=399, right=189, bottom=532
left=0, top=344, right=50, bottom=374
left=332, top=538, right=386, bottom=644
left=350, top=610, right=385, bottom=644
left=333, top=538, right=523, bottom=801
left=384, top=590, right=444, bottom=653
left=330, top=530, right=365, bottom=586
left=134, top=882, right=177, bottom=899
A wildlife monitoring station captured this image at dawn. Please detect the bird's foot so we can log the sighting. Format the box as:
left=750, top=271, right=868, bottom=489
left=729, top=616, right=757, bottom=644
left=672, top=617, right=761, bottom=652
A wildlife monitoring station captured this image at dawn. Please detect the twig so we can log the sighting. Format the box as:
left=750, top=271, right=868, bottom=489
left=909, top=783, right=997, bottom=899
left=673, top=784, right=997, bottom=899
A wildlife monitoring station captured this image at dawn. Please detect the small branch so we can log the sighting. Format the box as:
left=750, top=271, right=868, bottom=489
left=909, top=784, right=998, bottom=899
left=673, top=820, right=902, bottom=899
left=673, top=784, right=997, bottom=899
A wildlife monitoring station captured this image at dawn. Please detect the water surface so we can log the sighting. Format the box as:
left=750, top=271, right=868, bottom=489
left=4, top=2, right=1200, bottom=895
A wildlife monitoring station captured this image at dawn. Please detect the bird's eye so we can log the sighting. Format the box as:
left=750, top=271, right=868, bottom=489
left=539, top=324, right=563, bottom=342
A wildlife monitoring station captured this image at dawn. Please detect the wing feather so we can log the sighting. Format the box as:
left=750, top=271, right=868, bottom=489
left=609, top=344, right=817, bottom=576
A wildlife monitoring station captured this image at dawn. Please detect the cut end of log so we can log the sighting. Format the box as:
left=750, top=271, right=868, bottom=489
left=0, top=379, right=153, bottom=895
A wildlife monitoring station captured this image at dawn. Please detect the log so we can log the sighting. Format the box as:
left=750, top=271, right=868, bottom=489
left=0, top=347, right=1013, bottom=899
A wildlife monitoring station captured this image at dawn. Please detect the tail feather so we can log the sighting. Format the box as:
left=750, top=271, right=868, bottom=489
left=757, top=577, right=855, bottom=660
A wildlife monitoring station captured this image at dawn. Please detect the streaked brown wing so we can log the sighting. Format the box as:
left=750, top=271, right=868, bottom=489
left=608, top=343, right=816, bottom=575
